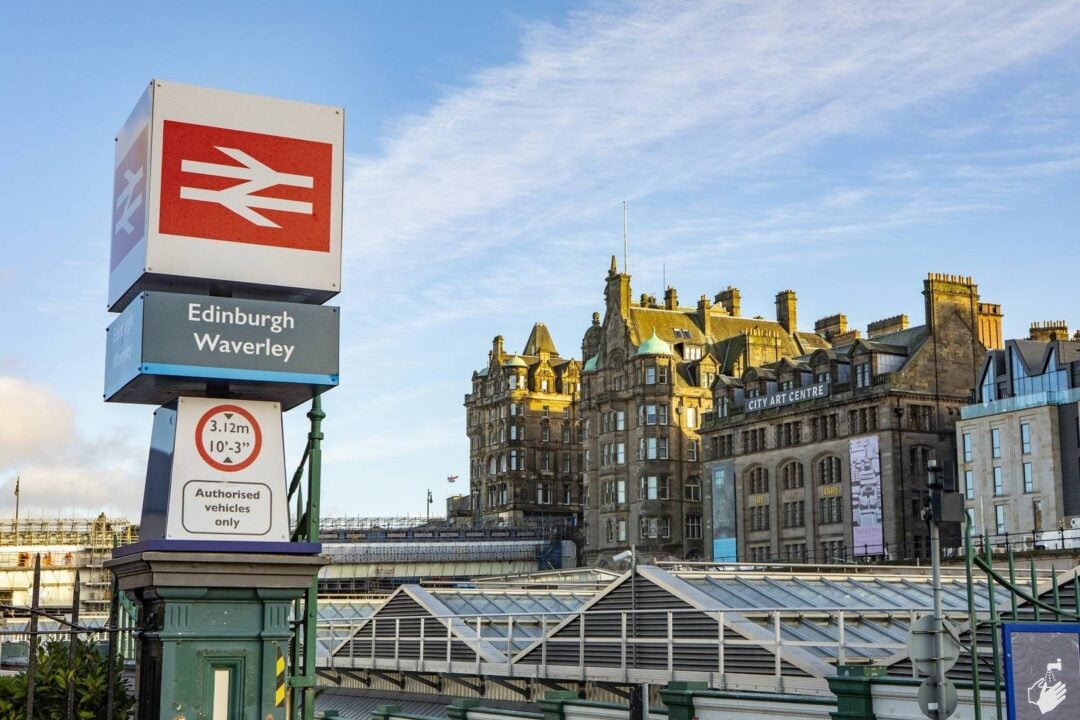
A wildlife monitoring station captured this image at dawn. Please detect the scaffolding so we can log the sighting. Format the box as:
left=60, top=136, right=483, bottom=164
left=0, top=516, right=139, bottom=614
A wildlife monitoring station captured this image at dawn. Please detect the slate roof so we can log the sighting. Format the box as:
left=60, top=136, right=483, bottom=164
left=523, top=322, right=559, bottom=356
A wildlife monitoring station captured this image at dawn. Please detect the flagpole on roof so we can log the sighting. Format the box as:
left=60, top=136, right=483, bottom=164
left=623, top=200, right=629, bottom=275
left=13, top=476, right=19, bottom=539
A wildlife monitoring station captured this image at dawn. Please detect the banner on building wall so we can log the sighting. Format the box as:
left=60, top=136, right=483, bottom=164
left=849, top=435, right=884, bottom=557
left=711, top=460, right=737, bottom=561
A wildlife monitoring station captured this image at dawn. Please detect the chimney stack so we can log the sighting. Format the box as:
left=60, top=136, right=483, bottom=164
left=775, top=290, right=797, bottom=334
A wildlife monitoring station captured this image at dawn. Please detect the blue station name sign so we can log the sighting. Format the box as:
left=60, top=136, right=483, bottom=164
left=105, top=291, right=339, bottom=410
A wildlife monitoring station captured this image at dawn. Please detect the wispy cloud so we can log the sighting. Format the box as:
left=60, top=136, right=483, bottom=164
left=321, top=2, right=1080, bottom=514
left=344, top=0, right=1080, bottom=279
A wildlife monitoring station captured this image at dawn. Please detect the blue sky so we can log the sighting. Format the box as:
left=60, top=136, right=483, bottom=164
left=1, top=1, right=1079, bottom=520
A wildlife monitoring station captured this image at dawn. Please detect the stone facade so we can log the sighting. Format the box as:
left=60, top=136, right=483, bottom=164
left=700, top=273, right=1001, bottom=563
left=957, top=336, right=1080, bottom=539
left=578, top=258, right=831, bottom=566
left=461, top=325, right=583, bottom=523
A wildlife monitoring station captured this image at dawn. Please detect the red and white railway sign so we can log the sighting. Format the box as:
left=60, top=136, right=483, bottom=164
left=160, top=121, right=333, bottom=252
left=108, top=80, right=343, bottom=312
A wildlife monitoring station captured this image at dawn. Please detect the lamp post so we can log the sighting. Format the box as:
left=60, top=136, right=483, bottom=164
left=894, top=402, right=906, bottom=560
left=926, top=460, right=947, bottom=718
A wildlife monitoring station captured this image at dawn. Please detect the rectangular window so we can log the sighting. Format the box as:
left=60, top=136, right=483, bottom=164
left=995, top=505, right=1006, bottom=535
left=686, top=407, right=697, bottom=428
left=1023, top=462, right=1033, bottom=493
left=645, top=367, right=657, bottom=384
left=563, top=407, right=570, bottom=419
left=617, top=518, right=627, bottom=542
left=616, top=442, right=625, bottom=465
left=537, top=482, right=552, bottom=504
left=617, top=479, right=626, bottom=504
left=991, top=428, right=1001, bottom=459
left=688, top=440, right=698, bottom=461
left=685, top=514, right=702, bottom=540
left=658, top=366, right=668, bottom=383
left=993, top=466, right=1003, bottom=496
left=616, top=410, right=625, bottom=430
left=855, top=363, right=871, bottom=388
left=962, top=433, right=972, bottom=463
left=964, top=470, right=974, bottom=501
left=563, top=455, right=572, bottom=473
left=1021, top=423, right=1031, bottom=454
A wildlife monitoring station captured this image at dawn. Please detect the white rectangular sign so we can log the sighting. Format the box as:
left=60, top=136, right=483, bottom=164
left=164, top=396, right=289, bottom=541
left=109, top=80, right=344, bottom=312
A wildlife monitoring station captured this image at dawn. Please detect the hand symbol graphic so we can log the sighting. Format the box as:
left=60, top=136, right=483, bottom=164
left=1027, top=679, right=1067, bottom=714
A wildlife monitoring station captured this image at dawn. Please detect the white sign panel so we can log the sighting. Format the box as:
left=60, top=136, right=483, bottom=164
left=166, top=397, right=289, bottom=541
left=109, top=80, right=344, bottom=311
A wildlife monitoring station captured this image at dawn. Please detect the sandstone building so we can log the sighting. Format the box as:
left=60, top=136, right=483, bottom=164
left=578, top=258, right=831, bottom=566
left=957, top=325, right=1080, bottom=540
left=700, top=274, right=1002, bottom=563
left=461, top=324, right=583, bottom=524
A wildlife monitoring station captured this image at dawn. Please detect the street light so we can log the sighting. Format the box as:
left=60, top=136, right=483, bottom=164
left=925, top=460, right=949, bottom=718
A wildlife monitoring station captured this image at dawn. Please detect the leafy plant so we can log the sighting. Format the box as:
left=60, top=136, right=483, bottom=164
left=0, top=637, right=134, bottom=719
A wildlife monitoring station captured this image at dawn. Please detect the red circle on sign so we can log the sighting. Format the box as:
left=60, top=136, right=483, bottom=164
left=194, top=404, right=263, bottom=472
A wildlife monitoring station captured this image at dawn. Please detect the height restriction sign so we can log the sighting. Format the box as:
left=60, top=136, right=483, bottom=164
left=195, top=404, right=263, bottom=472
left=157, top=396, right=290, bottom=542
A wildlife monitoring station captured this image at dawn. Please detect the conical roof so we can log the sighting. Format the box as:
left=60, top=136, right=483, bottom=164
left=504, top=355, right=528, bottom=368
left=524, top=323, right=558, bottom=356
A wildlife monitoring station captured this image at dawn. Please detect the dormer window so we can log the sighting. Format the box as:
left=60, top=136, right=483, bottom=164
left=815, top=370, right=830, bottom=384
left=780, top=380, right=793, bottom=391
left=855, top=362, right=871, bottom=388
left=683, top=345, right=703, bottom=361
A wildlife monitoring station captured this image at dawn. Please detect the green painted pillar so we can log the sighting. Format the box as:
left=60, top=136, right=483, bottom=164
left=659, top=681, right=708, bottom=720
left=371, top=705, right=402, bottom=720
left=107, top=551, right=327, bottom=720
left=827, top=665, right=885, bottom=720
left=447, top=698, right=481, bottom=720
left=539, top=690, right=581, bottom=720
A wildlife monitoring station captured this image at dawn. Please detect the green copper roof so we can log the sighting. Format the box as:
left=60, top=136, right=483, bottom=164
left=504, top=355, right=528, bottom=368
left=582, top=355, right=598, bottom=372
left=636, top=329, right=672, bottom=356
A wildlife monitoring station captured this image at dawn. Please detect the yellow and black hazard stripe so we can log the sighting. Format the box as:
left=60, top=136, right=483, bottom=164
left=275, top=645, right=287, bottom=708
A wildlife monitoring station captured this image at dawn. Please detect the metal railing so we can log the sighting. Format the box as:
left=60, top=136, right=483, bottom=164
left=0, top=554, right=136, bottom=720
left=317, top=604, right=989, bottom=696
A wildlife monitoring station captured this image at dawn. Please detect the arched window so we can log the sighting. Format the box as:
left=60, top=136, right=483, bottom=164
left=817, top=456, right=842, bottom=485
left=748, top=467, right=769, bottom=495
left=780, top=462, right=804, bottom=490
left=684, top=476, right=702, bottom=502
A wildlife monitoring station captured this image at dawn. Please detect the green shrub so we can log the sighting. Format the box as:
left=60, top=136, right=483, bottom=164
left=0, top=637, right=134, bottom=719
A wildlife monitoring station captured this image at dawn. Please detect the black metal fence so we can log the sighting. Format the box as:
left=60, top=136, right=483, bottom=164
left=0, top=554, right=135, bottom=720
